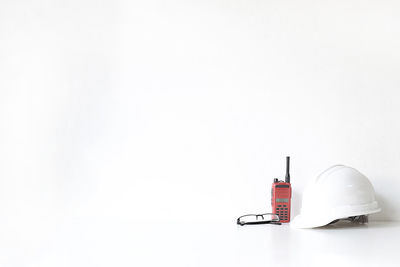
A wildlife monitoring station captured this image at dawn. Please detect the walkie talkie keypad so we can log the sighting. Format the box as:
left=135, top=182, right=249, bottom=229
left=276, top=204, right=290, bottom=222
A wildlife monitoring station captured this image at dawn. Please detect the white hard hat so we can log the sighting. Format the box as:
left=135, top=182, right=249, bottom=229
left=291, top=165, right=381, bottom=229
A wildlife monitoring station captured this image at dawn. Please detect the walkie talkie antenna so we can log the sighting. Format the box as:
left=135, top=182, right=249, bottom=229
left=285, top=156, right=290, bottom=183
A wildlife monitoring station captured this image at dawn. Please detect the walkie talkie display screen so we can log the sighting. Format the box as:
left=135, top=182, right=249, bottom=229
left=276, top=198, right=289, bottom=203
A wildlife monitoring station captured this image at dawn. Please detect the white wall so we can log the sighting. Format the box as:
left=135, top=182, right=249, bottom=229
left=1, top=0, right=400, bottom=238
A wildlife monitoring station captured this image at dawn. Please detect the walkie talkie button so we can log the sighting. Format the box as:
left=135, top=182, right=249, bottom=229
left=278, top=205, right=282, bottom=207
left=284, top=208, right=288, bottom=210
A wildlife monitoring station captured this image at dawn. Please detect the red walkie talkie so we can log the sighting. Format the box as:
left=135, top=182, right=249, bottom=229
left=271, top=157, right=292, bottom=223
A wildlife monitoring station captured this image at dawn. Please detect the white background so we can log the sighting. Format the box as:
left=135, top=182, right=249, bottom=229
left=1, top=0, right=400, bottom=266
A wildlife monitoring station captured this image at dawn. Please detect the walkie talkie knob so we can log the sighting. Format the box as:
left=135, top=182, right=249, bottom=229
left=274, top=178, right=278, bottom=183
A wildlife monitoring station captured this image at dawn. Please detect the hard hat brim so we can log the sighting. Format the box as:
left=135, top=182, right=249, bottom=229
left=290, top=207, right=381, bottom=229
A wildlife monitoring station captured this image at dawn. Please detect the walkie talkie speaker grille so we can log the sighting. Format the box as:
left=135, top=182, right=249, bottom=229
left=291, top=165, right=381, bottom=229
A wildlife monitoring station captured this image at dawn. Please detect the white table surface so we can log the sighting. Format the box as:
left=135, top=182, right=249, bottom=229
left=3, top=219, right=399, bottom=267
